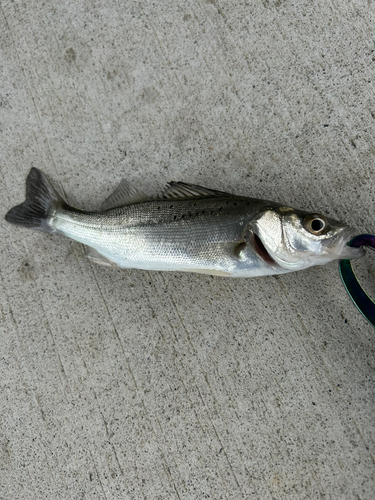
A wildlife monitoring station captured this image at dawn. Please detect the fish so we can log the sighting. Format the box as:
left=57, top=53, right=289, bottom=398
left=5, top=168, right=364, bottom=277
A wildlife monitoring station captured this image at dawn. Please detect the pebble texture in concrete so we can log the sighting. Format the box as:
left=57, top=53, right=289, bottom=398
left=1, top=1, right=374, bottom=499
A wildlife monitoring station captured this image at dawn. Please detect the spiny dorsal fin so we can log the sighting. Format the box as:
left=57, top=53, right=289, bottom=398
left=101, top=179, right=150, bottom=210
left=162, top=181, right=231, bottom=200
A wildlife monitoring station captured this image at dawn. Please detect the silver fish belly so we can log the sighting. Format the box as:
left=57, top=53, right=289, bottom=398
left=5, top=168, right=363, bottom=277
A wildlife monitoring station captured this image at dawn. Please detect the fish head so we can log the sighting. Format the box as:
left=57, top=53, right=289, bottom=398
left=252, top=206, right=365, bottom=271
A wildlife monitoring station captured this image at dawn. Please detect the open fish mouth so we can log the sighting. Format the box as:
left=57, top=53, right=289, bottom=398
left=253, top=233, right=277, bottom=265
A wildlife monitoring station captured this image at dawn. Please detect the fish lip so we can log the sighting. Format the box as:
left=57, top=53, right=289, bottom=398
left=339, top=246, right=365, bottom=260
left=337, top=228, right=366, bottom=260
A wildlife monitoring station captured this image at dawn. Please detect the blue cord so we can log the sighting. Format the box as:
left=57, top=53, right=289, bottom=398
left=339, top=234, right=375, bottom=328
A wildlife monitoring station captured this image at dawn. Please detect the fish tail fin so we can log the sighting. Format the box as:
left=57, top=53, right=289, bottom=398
left=5, top=168, right=66, bottom=233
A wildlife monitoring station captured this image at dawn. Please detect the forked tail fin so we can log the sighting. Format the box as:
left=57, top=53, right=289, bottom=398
left=5, top=168, right=65, bottom=233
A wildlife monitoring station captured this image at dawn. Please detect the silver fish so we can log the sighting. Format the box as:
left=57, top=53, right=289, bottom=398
left=5, top=168, right=364, bottom=277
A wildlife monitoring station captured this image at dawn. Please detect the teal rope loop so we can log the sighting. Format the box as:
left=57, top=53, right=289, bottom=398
left=339, top=234, right=375, bottom=328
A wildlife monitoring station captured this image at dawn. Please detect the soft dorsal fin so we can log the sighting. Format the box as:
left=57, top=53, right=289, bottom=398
left=162, top=181, right=231, bottom=200
left=101, top=179, right=150, bottom=210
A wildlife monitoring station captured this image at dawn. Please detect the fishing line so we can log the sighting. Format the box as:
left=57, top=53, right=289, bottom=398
left=339, top=234, right=375, bottom=328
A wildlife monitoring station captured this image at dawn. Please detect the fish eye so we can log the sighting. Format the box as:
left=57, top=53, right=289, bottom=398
left=302, top=214, right=329, bottom=235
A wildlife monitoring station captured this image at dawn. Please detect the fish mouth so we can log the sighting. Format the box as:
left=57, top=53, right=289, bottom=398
left=253, top=233, right=277, bottom=265
left=337, top=228, right=366, bottom=260
left=339, top=245, right=366, bottom=260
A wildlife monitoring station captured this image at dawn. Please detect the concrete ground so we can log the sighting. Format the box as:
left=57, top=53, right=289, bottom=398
left=1, top=1, right=374, bottom=498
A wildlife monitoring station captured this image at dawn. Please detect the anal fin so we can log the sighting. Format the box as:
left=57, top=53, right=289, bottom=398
left=86, top=247, right=118, bottom=267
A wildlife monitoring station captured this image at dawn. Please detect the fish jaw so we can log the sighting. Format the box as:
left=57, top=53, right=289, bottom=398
left=328, top=227, right=365, bottom=260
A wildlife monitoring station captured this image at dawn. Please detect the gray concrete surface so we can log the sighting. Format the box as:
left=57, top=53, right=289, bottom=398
left=1, top=0, right=374, bottom=498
